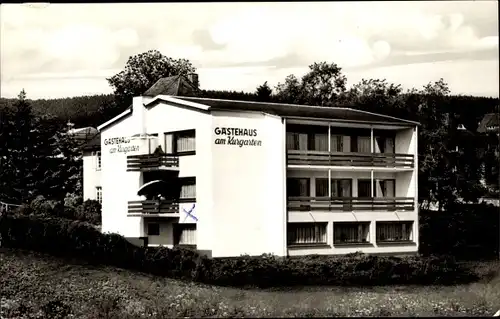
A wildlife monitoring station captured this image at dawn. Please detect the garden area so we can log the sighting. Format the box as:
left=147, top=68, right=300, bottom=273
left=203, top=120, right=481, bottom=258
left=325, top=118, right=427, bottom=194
left=1, top=248, right=499, bottom=318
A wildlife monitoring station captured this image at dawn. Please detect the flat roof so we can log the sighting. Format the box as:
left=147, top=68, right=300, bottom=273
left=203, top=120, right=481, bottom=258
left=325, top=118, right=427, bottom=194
left=175, top=96, right=420, bottom=126
left=98, top=95, right=420, bottom=131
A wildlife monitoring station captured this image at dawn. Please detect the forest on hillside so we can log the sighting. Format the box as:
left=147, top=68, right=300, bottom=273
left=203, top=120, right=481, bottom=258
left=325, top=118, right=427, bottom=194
left=0, top=91, right=497, bottom=130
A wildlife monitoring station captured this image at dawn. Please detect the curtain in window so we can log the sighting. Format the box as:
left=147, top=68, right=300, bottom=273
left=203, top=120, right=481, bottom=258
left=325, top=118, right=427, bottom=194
left=332, top=180, right=351, bottom=197
left=288, top=224, right=326, bottom=244
left=377, top=223, right=410, bottom=241
left=334, top=223, right=367, bottom=243
left=357, top=137, right=371, bottom=153
left=314, top=134, right=328, bottom=152
left=286, top=132, right=297, bottom=150
left=164, top=134, right=173, bottom=154
left=385, top=137, right=395, bottom=154
left=288, top=178, right=310, bottom=197
left=177, top=136, right=195, bottom=152
left=179, top=226, right=197, bottom=245
left=315, top=178, right=329, bottom=197
left=330, top=135, right=342, bottom=152
left=181, top=184, right=196, bottom=198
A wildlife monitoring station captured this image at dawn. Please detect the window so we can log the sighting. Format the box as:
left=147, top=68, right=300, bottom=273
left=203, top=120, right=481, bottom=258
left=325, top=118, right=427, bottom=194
left=315, top=178, right=329, bottom=197
left=376, top=221, right=413, bottom=242
left=332, top=179, right=352, bottom=198
left=147, top=223, right=160, bottom=236
left=358, top=180, right=371, bottom=197
left=374, top=179, right=395, bottom=198
left=357, top=136, right=371, bottom=153
left=311, top=133, right=328, bottom=152
left=330, top=135, right=349, bottom=152
left=180, top=177, right=196, bottom=200
left=164, top=130, right=196, bottom=155
left=373, top=136, right=395, bottom=154
left=174, top=224, right=196, bottom=245
left=286, top=132, right=308, bottom=151
left=334, top=222, right=370, bottom=244
left=286, top=126, right=328, bottom=151
left=92, top=151, right=101, bottom=170
left=315, top=178, right=352, bottom=197
left=287, top=178, right=310, bottom=197
left=287, top=223, right=327, bottom=245
left=96, top=187, right=102, bottom=204
left=176, top=130, right=196, bottom=153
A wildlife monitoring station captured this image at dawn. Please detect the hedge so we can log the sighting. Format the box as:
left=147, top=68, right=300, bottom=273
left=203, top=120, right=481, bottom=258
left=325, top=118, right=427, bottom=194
left=0, top=214, right=478, bottom=288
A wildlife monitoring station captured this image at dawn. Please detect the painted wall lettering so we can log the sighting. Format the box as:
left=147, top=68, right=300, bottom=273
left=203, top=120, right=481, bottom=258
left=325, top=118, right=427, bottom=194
left=213, top=127, right=262, bottom=147
left=103, top=137, right=131, bottom=145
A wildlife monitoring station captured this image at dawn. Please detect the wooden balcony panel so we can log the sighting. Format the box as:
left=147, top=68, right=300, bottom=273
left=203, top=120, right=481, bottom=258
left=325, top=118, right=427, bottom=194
left=287, top=150, right=414, bottom=168
left=128, top=200, right=180, bottom=215
left=127, top=154, right=179, bottom=171
left=287, top=196, right=415, bottom=212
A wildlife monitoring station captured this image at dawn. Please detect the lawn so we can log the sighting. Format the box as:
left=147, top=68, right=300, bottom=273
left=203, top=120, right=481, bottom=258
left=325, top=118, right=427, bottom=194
left=1, top=248, right=499, bottom=318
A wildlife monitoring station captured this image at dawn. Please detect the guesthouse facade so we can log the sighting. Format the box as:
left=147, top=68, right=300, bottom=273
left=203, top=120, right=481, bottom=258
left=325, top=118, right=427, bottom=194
left=86, top=75, right=420, bottom=258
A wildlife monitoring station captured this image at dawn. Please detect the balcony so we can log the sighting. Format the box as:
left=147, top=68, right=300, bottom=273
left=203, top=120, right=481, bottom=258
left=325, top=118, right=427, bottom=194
left=288, top=196, right=415, bottom=212
left=127, top=200, right=180, bottom=217
left=127, top=154, right=179, bottom=172
left=287, top=150, right=414, bottom=168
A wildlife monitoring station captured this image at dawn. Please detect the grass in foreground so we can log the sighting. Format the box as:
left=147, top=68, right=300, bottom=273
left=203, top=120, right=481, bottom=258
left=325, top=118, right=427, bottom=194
left=1, top=249, right=499, bottom=318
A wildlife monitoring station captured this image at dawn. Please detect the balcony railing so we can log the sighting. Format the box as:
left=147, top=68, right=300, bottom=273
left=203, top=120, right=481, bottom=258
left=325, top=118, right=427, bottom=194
left=287, top=150, right=414, bottom=168
left=288, top=196, right=415, bottom=212
left=127, top=154, right=179, bottom=171
left=128, top=200, right=179, bottom=216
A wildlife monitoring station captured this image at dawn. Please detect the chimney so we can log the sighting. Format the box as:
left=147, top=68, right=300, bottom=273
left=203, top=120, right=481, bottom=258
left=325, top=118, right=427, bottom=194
left=187, top=73, right=199, bottom=89
left=132, top=96, right=146, bottom=135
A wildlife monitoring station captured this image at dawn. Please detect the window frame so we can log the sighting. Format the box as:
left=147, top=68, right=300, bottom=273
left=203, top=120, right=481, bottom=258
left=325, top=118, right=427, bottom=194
left=164, top=129, right=196, bottom=156
left=179, top=177, right=196, bottom=202
left=315, top=178, right=353, bottom=198
left=376, top=221, right=414, bottom=243
left=287, top=178, right=311, bottom=197
left=147, top=222, right=160, bottom=236
left=333, top=222, right=371, bottom=245
left=96, top=186, right=102, bottom=204
left=173, top=223, right=197, bottom=246
left=287, top=222, right=328, bottom=246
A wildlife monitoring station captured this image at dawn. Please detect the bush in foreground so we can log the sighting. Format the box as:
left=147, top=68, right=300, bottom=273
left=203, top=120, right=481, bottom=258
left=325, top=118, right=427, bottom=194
left=0, top=214, right=479, bottom=288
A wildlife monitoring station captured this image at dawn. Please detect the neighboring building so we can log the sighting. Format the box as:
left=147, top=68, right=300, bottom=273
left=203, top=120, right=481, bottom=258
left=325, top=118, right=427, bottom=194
left=86, top=74, right=419, bottom=258
left=81, top=131, right=102, bottom=203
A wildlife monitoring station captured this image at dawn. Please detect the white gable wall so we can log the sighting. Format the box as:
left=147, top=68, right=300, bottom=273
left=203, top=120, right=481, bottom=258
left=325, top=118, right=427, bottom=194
left=210, top=111, right=286, bottom=257
left=145, top=100, right=213, bottom=251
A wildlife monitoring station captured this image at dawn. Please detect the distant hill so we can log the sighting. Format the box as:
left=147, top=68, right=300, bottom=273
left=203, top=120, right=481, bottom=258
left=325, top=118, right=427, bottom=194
left=0, top=91, right=498, bottom=130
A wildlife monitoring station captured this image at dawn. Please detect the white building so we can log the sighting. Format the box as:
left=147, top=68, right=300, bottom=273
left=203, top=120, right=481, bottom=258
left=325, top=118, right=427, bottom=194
left=81, top=130, right=102, bottom=203
left=84, top=75, right=419, bottom=258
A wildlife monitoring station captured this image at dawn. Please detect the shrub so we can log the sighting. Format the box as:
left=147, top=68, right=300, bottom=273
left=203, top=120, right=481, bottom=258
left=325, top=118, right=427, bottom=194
left=74, top=199, right=101, bottom=225
left=0, top=214, right=479, bottom=289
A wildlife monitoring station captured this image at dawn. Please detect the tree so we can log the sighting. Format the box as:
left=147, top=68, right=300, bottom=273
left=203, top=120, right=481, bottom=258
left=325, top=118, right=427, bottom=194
left=301, top=62, right=347, bottom=106
left=255, top=81, right=272, bottom=102
left=343, top=78, right=405, bottom=116
left=0, top=90, right=81, bottom=205
left=274, top=62, right=347, bottom=106
left=107, top=49, right=196, bottom=109
left=274, top=74, right=303, bottom=104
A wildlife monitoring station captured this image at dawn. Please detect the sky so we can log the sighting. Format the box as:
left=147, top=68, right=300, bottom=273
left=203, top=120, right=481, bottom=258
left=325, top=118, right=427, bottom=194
left=1, top=1, right=499, bottom=99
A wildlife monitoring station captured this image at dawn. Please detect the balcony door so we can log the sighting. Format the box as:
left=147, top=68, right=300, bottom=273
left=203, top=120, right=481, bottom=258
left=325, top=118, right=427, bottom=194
left=287, top=178, right=310, bottom=197
left=373, top=136, right=395, bottom=154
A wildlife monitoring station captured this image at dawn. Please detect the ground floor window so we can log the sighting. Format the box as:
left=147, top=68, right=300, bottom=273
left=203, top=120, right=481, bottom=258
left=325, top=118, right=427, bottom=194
left=287, top=222, right=327, bottom=245
left=96, top=186, right=102, bottom=204
left=174, top=224, right=197, bottom=246
left=147, top=223, right=160, bottom=236
left=334, top=222, right=370, bottom=244
left=376, top=221, right=413, bottom=242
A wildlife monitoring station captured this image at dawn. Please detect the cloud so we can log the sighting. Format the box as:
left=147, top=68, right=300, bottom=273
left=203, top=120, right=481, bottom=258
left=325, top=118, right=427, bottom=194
left=0, top=2, right=498, bottom=99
